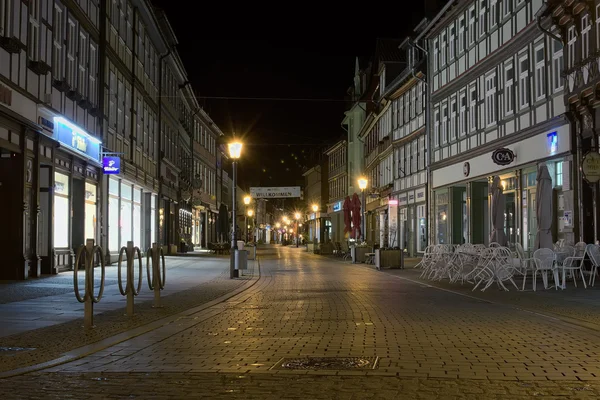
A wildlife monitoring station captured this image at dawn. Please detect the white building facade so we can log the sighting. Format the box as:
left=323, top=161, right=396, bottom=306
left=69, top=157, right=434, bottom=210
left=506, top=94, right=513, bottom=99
left=428, top=0, right=571, bottom=250
left=0, top=0, right=225, bottom=279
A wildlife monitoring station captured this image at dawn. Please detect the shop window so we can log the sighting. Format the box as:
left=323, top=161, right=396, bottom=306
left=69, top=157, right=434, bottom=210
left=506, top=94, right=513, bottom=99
left=53, top=172, right=70, bottom=248
left=436, top=191, right=449, bottom=244
left=417, top=204, right=426, bottom=253
left=84, top=182, right=96, bottom=241
left=555, top=161, right=563, bottom=187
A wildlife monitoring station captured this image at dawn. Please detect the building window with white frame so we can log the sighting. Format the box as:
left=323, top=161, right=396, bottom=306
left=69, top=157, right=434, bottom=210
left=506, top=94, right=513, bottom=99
left=485, top=72, right=497, bottom=126
left=458, top=16, right=465, bottom=54
left=459, top=91, right=466, bottom=136
left=66, top=18, right=77, bottom=88
left=441, top=103, right=448, bottom=144
left=567, top=25, right=576, bottom=68
left=469, top=85, right=477, bottom=132
left=0, top=0, right=13, bottom=38
left=519, top=54, right=530, bottom=109
left=53, top=4, right=64, bottom=81
left=450, top=97, right=457, bottom=141
left=78, top=31, right=88, bottom=96
left=416, top=83, right=422, bottom=115
left=434, top=109, right=440, bottom=147
left=27, top=0, right=40, bottom=60
left=582, top=14, right=591, bottom=60
left=433, top=39, right=439, bottom=71
left=535, top=45, right=546, bottom=100
left=441, top=32, right=447, bottom=66
left=503, top=0, right=511, bottom=17
left=490, top=0, right=498, bottom=28
left=449, top=24, right=455, bottom=61
left=479, top=0, right=487, bottom=38
left=504, top=61, right=514, bottom=115
left=552, top=40, right=564, bottom=92
left=89, top=42, right=98, bottom=105
left=410, top=87, right=416, bottom=118
left=469, top=6, right=476, bottom=45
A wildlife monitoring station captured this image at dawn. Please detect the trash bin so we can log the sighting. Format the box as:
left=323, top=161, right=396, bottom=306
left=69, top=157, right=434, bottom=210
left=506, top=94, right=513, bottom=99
left=351, top=246, right=356, bottom=263
left=374, top=249, right=381, bottom=270
left=235, top=249, right=248, bottom=270
left=237, top=240, right=245, bottom=251
left=248, top=245, right=256, bottom=260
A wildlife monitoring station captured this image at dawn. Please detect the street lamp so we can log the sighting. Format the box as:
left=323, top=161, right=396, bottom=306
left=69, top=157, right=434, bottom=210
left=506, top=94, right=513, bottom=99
left=294, top=212, right=301, bottom=248
left=358, top=177, right=368, bottom=242
left=247, top=209, right=254, bottom=242
left=243, top=196, right=251, bottom=243
left=228, top=141, right=243, bottom=278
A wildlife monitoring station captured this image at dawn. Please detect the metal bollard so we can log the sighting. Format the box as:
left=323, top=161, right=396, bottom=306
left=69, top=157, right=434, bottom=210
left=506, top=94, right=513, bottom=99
left=117, top=241, right=143, bottom=316
left=73, top=239, right=106, bottom=329
left=146, top=242, right=166, bottom=308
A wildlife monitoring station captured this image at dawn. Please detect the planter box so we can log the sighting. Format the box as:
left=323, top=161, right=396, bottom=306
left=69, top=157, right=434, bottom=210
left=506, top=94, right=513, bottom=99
left=306, top=243, right=315, bottom=252
left=352, top=247, right=371, bottom=263
left=320, top=242, right=334, bottom=255
left=380, top=250, right=403, bottom=269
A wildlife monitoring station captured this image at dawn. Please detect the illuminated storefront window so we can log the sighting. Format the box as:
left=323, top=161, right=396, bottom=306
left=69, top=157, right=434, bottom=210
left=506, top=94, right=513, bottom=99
left=53, top=172, right=70, bottom=248
left=84, top=182, right=97, bottom=241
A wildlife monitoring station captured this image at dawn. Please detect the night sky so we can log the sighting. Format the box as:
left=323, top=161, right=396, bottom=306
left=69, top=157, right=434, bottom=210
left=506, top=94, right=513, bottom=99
left=151, top=1, right=446, bottom=188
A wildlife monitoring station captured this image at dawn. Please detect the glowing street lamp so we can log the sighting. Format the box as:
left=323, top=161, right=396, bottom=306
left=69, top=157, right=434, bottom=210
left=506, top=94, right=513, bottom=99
left=228, top=141, right=243, bottom=278
left=243, top=195, right=251, bottom=206
left=294, top=212, right=301, bottom=247
left=358, top=177, right=368, bottom=241
left=312, top=204, right=319, bottom=212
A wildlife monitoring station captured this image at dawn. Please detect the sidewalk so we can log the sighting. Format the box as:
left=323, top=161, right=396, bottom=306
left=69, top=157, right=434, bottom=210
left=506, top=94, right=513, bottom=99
left=0, top=255, right=230, bottom=338
left=381, top=262, right=600, bottom=330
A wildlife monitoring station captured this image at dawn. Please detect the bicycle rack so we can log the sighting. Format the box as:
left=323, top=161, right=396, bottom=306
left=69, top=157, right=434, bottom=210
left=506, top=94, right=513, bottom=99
left=74, top=239, right=106, bottom=329
left=146, top=242, right=166, bottom=308
left=117, top=241, right=143, bottom=316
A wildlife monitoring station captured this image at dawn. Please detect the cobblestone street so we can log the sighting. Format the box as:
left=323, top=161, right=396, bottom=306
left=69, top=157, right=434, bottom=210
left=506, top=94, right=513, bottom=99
left=2, top=246, right=600, bottom=398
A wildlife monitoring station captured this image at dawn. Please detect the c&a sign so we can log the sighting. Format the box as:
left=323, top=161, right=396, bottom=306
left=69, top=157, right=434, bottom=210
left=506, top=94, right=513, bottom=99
left=491, top=148, right=515, bottom=166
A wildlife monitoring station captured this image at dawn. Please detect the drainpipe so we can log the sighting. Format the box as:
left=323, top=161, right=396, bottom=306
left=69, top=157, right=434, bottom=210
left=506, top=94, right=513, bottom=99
left=409, top=39, right=430, bottom=251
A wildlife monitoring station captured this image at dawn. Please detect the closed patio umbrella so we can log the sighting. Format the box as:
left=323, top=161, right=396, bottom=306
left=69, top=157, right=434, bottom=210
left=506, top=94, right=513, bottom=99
left=534, top=164, right=553, bottom=250
left=489, top=176, right=507, bottom=246
left=343, top=196, right=352, bottom=236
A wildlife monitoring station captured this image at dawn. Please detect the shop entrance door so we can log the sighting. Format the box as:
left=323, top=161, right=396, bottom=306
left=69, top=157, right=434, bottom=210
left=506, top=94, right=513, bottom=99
left=407, top=206, right=415, bottom=255
left=505, top=192, right=516, bottom=247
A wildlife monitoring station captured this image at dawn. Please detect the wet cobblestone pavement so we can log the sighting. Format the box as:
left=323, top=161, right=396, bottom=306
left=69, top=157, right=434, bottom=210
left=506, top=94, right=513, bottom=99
left=2, top=246, right=600, bottom=398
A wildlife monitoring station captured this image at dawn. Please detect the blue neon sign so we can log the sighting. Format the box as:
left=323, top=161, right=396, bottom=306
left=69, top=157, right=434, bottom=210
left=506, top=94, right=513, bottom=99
left=102, top=156, right=121, bottom=174
left=54, top=117, right=101, bottom=162
left=547, top=131, right=558, bottom=155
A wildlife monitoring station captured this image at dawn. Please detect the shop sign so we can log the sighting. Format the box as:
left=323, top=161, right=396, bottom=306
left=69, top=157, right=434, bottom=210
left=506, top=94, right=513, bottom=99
left=102, top=156, right=120, bottom=174
left=463, top=162, right=470, bottom=177
left=415, top=188, right=426, bottom=203
left=491, top=148, right=515, bottom=166
left=582, top=151, right=600, bottom=183
left=54, top=117, right=101, bottom=162
left=332, top=201, right=342, bottom=212
left=0, top=83, right=12, bottom=106
left=408, top=191, right=416, bottom=204
left=398, top=193, right=408, bottom=206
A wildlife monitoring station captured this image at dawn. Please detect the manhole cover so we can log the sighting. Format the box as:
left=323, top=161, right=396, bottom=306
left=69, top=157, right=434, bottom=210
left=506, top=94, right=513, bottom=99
left=271, top=356, right=378, bottom=370
left=0, top=346, right=36, bottom=355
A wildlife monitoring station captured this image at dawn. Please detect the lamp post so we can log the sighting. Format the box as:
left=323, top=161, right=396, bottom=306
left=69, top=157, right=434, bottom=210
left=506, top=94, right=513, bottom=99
left=247, top=209, right=254, bottom=242
left=243, top=195, right=251, bottom=242
left=294, top=212, right=301, bottom=247
left=228, top=141, right=242, bottom=278
left=312, top=204, right=319, bottom=243
left=358, top=177, right=368, bottom=242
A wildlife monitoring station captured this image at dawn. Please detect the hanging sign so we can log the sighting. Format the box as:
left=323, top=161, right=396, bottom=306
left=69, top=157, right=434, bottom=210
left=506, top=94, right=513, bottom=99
left=250, top=186, right=301, bottom=198
left=102, top=156, right=121, bottom=174
left=491, top=148, right=515, bottom=166
left=582, top=151, right=600, bottom=183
